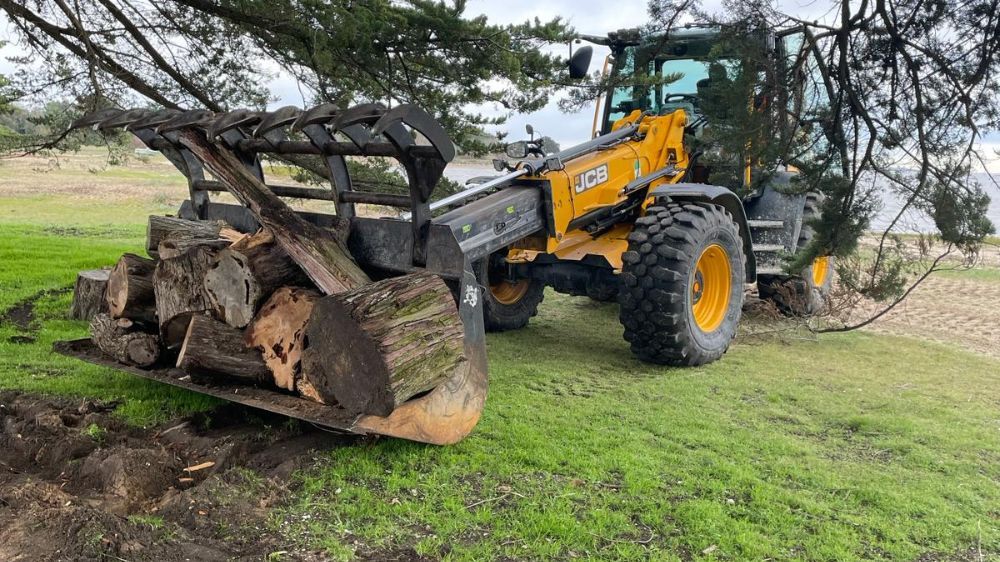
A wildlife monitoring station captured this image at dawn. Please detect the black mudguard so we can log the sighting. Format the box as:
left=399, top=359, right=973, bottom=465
left=649, top=183, right=757, bottom=282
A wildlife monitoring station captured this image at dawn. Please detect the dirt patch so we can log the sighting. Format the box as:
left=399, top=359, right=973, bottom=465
left=1, top=288, right=72, bottom=343
left=855, top=275, right=1000, bottom=360
left=0, top=391, right=348, bottom=561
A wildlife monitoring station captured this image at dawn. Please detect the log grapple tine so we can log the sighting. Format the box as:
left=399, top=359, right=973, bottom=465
left=332, top=103, right=386, bottom=128
left=372, top=104, right=456, bottom=163
left=126, top=109, right=181, bottom=132
left=252, top=106, right=302, bottom=138
left=70, top=108, right=126, bottom=131
left=95, top=108, right=155, bottom=131
left=206, top=109, right=261, bottom=140
left=291, top=103, right=340, bottom=131
left=156, top=109, right=216, bottom=134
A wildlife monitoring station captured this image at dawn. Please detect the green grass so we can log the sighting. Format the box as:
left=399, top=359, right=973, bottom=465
left=0, top=222, right=219, bottom=426
left=277, top=305, right=1000, bottom=561
left=936, top=266, right=1000, bottom=282
left=1, top=213, right=999, bottom=560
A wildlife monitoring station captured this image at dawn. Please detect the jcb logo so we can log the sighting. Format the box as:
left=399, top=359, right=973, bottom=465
left=574, top=164, right=609, bottom=193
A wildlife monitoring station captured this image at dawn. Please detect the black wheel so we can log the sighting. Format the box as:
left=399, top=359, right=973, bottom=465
left=474, top=253, right=545, bottom=332
left=586, top=283, right=619, bottom=303
left=619, top=202, right=745, bottom=366
left=758, top=192, right=834, bottom=316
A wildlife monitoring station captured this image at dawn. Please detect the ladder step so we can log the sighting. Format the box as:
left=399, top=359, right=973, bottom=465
left=747, top=219, right=785, bottom=229
left=752, top=244, right=786, bottom=252
left=756, top=266, right=785, bottom=276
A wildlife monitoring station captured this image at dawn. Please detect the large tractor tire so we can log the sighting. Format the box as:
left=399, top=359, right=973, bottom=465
left=619, top=202, right=745, bottom=366
left=475, top=253, right=545, bottom=332
left=758, top=193, right=834, bottom=316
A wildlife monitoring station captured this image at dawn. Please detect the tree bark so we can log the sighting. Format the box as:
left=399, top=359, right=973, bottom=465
left=178, top=130, right=370, bottom=294
left=146, top=215, right=240, bottom=259
left=153, top=246, right=217, bottom=348
left=177, top=314, right=271, bottom=386
left=301, top=272, right=466, bottom=416
left=203, top=230, right=311, bottom=329
left=107, top=253, right=157, bottom=323
left=90, top=313, right=160, bottom=367
left=70, top=269, right=110, bottom=322
left=245, top=286, right=320, bottom=394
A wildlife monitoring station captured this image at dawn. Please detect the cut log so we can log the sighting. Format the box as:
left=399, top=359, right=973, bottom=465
left=301, top=272, right=466, bottom=416
left=203, top=230, right=311, bottom=329
left=90, top=313, right=160, bottom=367
left=153, top=246, right=217, bottom=348
left=107, top=253, right=157, bottom=323
left=158, top=237, right=234, bottom=260
left=146, top=215, right=240, bottom=259
left=245, top=287, right=321, bottom=393
left=177, top=314, right=271, bottom=386
left=178, top=130, right=369, bottom=294
left=70, top=269, right=110, bottom=322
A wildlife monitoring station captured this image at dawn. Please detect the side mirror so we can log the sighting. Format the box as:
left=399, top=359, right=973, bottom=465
left=525, top=124, right=534, bottom=138
left=505, top=141, right=528, bottom=159
left=568, top=46, right=593, bottom=80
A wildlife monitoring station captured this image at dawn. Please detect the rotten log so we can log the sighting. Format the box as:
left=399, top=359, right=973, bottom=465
left=178, top=130, right=369, bottom=294
left=153, top=246, right=216, bottom=348
left=107, top=253, right=157, bottom=323
left=245, top=286, right=320, bottom=394
left=301, top=272, right=467, bottom=416
left=90, top=313, right=160, bottom=367
left=203, top=230, right=311, bottom=329
left=146, top=215, right=240, bottom=259
left=70, top=269, right=110, bottom=322
left=177, top=314, right=271, bottom=386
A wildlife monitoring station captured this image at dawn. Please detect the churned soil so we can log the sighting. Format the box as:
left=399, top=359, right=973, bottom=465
left=0, top=391, right=348, bottom=561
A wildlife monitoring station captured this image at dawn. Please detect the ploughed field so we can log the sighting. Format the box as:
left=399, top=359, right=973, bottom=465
left=1, top=149, right=999, bottom=560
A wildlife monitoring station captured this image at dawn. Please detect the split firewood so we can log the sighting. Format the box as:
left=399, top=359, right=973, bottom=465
left=70, top=269, right=110, bottom=322
left=301, top=272, right=467, bottom=416
left=146, top=215, right=241, bottom=259
left=177, top=315, right=271, bottom=386
left=245, top=287, right=320, bottom=394
left=178, top=130, right=369, bottom=294
left=203, top=230, right=311, bottom=329
left=90, top=313, right=160, bottom=367
left=153, top=246, right=216, bottom=348
left=107, top=253, right=157, bottom=323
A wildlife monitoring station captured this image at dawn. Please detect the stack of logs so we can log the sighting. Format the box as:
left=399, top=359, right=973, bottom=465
left=70, top=134, right=467, bottom=418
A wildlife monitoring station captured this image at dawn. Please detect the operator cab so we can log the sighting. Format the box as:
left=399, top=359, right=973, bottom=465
left=600, top=27, right=734, bottom=134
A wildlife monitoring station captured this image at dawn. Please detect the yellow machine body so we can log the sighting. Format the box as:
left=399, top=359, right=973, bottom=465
left=508, top=109, right=690, bottom=271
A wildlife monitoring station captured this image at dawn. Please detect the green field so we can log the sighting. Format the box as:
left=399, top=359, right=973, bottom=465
left=1, top=195, right=999, bottom=560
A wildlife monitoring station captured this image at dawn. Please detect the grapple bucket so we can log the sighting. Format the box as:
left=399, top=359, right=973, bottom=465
left=57, top=104, right=489, bottom=445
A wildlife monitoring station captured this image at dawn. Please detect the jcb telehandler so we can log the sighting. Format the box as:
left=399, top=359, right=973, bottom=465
left=59, top=25, right=831, bottom=444
left=466, top=24, right=833, bottom=365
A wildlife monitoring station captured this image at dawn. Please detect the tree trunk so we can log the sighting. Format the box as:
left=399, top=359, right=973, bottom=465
left=203, top=230, right=311, bottom=329
left=90, top=313, right=160, bottom=367
left=107, top=253, right=157, bottom=323
left=177, top=314, right=271, bottom=386
left=70, top=269, right=110, bottom=322
left=178, top=130, right=369, bottom=294
left=301, top=272, right=466, bottom=416
left=153, top=246, right=217, bottom=348
left=147, top=215, right=240, bottom=259
left=245, top=286, right=320, bottom=394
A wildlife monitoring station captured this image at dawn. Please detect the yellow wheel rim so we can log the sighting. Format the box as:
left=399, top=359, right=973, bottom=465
left=811, top=256, right=831, bottom=287
left=490, top=279, right=530, bottom=305
left=691, top=244, right=732, bottom=333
